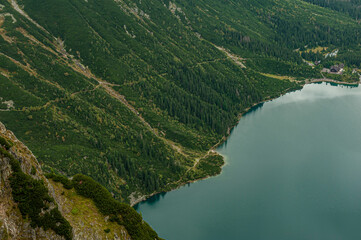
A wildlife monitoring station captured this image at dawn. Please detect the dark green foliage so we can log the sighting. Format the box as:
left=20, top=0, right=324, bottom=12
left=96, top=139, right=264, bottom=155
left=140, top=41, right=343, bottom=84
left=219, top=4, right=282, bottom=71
left=0, top=136, right=12, bottom=150
left=302, top=0, right=361, bottom=20
left=301, top=51, right=325, bottom=62
left=104, top=228, right=111, bottom=233
left=0, top=149, right=72, bottom=240
left=46, top=173, right=74, bottom=189
left=185, top=154, right=224, bottom=181
left=324, top=72, right=360, bottom=83
left=197, top=155, right=225, bottom=176
left=105, top=149, right=170, bottom=194
left=0, top=148, right=20, bottom=172
left=1, top=0, right=361, bottom=203
left=335, top=48, right=361, bottom=68
left=31, top=166, right=36, bottom=175
left=248, top=59, right=321, bottom=79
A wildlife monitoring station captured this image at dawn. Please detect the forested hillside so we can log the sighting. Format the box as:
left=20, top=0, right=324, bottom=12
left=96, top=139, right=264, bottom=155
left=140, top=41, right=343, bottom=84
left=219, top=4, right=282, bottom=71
left=0, top=0, right=360, bottom=203
left=302, top=0, right=361, bottom=20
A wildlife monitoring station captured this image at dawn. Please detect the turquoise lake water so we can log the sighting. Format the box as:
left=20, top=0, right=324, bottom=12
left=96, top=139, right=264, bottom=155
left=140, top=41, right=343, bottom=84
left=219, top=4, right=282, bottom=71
left=136, top=83, right=361, bottom=240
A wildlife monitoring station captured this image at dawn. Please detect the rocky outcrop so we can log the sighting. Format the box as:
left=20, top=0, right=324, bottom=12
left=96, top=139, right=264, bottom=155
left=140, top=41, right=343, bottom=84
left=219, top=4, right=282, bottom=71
left=0, top=122, right=132, bottom=240
left=0, top=122, right=64, bottom=240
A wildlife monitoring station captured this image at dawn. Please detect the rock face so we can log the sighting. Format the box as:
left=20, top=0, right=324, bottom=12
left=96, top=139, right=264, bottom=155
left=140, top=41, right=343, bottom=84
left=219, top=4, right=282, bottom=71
left=0, top=122, right=64, bottom=240
left=0, top=122, right=132, bottom=240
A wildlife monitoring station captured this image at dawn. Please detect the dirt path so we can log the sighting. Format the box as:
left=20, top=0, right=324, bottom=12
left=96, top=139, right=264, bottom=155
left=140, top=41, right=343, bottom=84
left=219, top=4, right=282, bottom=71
left=6, top=0, right=196, bottom=159
left=99, top=80, right=189, bottom=156
left=213, top=45, right=246, bottom=68
left=191, top=149, right=216, bottom=171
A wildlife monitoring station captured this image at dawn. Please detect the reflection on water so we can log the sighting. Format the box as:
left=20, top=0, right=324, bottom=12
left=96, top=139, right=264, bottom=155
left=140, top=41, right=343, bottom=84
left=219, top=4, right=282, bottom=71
left=226, top=102, right=265, bottom=143
left=134, top=183, right=196, bottom=210
left=270, top=82, right=361, bottom=107
left=323, top=81, right=359, bottom=88
left=134, top=192, right=167, bottom=210
left=243, top=102, right=264, bottom=117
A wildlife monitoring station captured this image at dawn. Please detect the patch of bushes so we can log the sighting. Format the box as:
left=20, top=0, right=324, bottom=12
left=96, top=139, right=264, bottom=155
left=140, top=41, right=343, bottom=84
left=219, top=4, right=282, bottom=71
left=0, top=136, right=12, bottom=149
left=31, top=166, right=36, bottom=175
left=185, top=154, right=224, bottom=181
left=45, top=172, right=74, bottom=189
left=197, top=154, right=224, bottom=176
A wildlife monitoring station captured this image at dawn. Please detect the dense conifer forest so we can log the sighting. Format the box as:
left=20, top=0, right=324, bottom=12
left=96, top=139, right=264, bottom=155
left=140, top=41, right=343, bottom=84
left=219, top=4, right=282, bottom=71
left=1, top=0, right=361, bottom=203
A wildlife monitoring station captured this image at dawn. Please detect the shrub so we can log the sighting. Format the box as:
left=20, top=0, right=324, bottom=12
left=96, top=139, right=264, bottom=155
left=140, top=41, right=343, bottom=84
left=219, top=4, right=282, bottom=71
left=0, top=136, right=12, bottom=149
left=46, top=173, right=74, bottom=189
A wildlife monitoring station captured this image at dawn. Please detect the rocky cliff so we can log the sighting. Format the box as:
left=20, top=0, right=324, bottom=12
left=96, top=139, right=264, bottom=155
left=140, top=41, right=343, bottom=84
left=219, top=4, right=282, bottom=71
left=0, top=121, right=137, bottom=240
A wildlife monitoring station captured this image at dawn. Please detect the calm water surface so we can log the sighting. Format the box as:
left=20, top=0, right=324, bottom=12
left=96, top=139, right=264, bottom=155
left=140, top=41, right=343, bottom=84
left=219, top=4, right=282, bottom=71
left=136, top=83, right=361, bottom=240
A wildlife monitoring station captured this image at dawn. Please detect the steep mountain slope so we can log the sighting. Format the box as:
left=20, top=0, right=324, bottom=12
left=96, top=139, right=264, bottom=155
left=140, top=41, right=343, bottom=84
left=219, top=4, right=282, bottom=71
left=0, top=0, right=360, bottom=204
left=0, top=121, right=159, bottom=240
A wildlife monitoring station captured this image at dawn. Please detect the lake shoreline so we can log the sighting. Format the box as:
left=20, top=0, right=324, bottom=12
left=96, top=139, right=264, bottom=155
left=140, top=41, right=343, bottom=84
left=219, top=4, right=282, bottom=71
left=308, top=78, right=361, bottom=86
left=131, top=85, right=298, bottom=206
left=132, top=79, right=360, bottom=207
left=137, top=82, right=361, bottom=239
